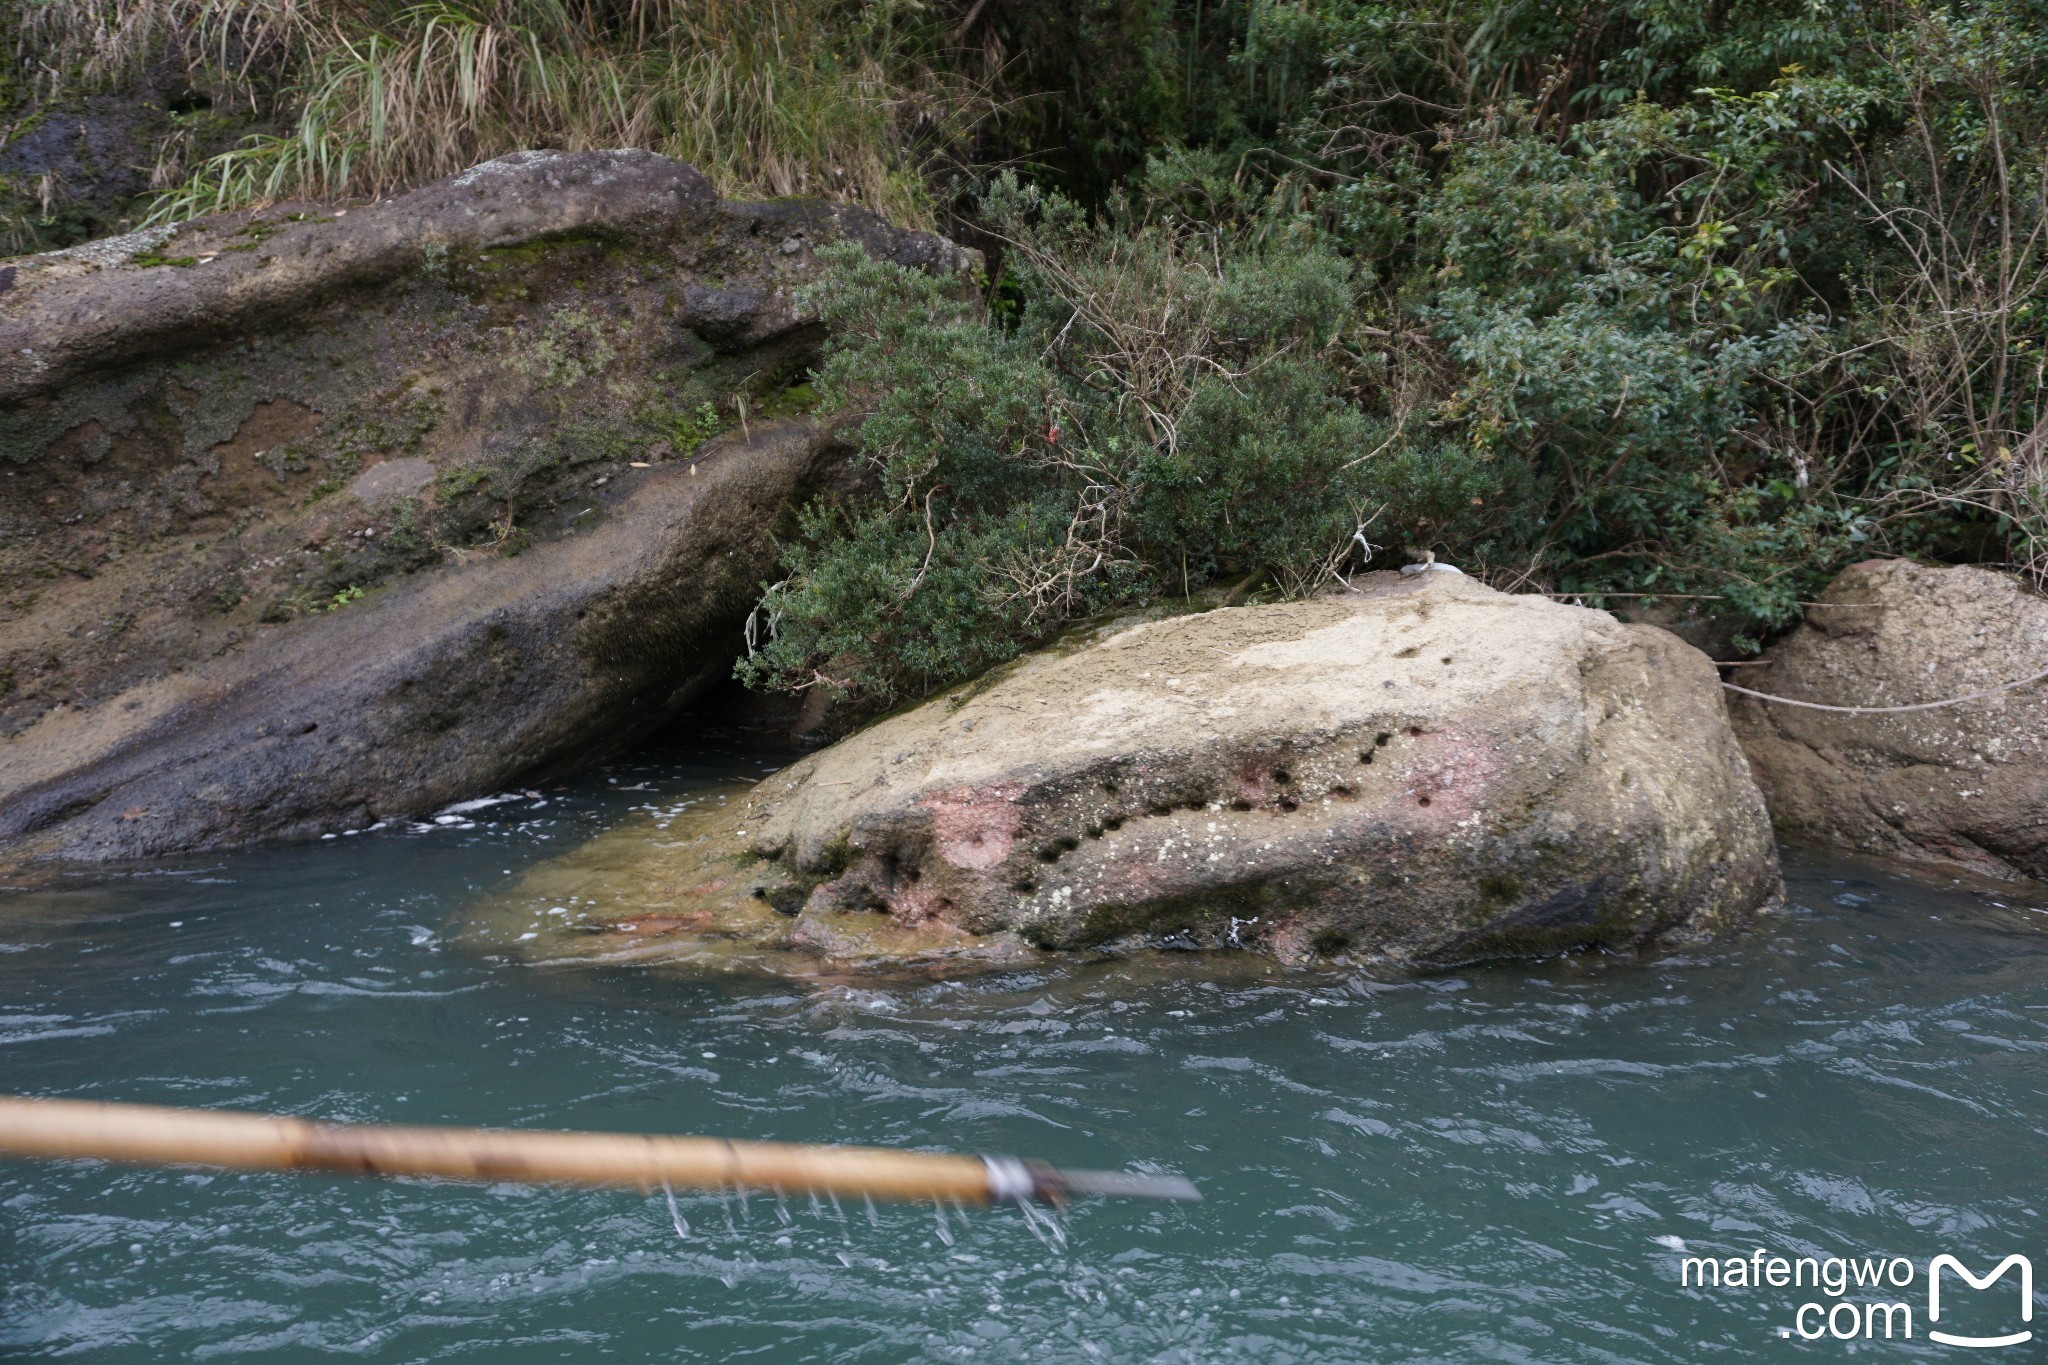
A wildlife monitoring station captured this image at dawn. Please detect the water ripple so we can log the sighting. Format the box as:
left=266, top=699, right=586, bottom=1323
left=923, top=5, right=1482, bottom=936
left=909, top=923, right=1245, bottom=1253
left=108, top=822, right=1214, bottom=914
left=0, top=748, right=2041, bottom=1362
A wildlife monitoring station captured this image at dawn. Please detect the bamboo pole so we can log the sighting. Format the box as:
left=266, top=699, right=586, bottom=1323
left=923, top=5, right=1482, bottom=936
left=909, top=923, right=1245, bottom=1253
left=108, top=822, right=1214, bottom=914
left=0, top=1097, right=1198, bottom=1204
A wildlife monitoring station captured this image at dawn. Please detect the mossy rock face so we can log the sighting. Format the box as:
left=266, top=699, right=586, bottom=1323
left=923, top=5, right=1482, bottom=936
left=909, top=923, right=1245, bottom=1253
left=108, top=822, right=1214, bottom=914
left=476, top=572, right=1783, bottom=976
left=0, top=150, right=979, bottom=867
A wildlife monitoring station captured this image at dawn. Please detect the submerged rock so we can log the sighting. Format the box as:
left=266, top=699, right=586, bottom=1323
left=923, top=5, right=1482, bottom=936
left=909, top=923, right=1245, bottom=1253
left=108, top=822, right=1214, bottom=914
left=1730, top=559, right=2048, bottom=881
left=0, top=150, right=977, bottom=866
left=485, top=572, right=1781, bottom=973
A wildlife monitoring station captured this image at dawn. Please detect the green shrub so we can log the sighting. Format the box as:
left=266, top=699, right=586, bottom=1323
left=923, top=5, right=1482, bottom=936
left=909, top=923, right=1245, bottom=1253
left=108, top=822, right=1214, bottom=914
left=737, top=182, right=1512, bottom=711
left=15, top=0, right=2047, bottom=705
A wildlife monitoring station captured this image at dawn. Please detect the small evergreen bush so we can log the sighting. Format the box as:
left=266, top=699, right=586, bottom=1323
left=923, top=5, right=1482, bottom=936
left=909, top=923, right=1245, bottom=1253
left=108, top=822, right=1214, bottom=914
left=737, top=179, right=1514, bottom=709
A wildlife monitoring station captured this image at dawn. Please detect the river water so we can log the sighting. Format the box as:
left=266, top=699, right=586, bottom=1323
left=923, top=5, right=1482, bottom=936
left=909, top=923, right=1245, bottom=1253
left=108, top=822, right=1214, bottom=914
left=3, top=730, right=2045, bottom=1361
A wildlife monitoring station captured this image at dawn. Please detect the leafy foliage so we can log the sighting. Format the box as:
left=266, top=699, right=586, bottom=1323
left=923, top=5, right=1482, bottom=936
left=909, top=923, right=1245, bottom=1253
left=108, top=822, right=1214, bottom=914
left=9, top=0, right=2047, bottom=710
left=738, top=191, right=1512, bottom=707
left=745, top=0, right=2048, bottom=712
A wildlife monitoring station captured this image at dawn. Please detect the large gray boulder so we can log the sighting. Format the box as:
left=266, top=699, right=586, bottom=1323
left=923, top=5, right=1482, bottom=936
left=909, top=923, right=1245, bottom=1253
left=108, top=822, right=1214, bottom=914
left=1730, top=559, right=2048, bottom=881
left=480, top=571, right=1782, bottom=973
left=0, top=150, right=978, bottom=867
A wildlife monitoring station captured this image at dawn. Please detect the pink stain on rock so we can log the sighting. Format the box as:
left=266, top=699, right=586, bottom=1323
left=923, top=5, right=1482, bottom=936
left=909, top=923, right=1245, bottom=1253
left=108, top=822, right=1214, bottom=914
left=888, top=882, right=954, bottom=928
left=1401, top=729, right=1506, bottom=819
left=1264, top=918, right=1312, bottom=966
left=920, top=783, right=1027, bottom=872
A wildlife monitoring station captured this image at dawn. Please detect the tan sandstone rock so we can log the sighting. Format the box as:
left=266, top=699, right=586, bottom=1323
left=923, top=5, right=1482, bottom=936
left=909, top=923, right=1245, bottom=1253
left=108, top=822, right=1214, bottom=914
left=479, top=571, right=1781, bottom=973
left=1729, top=559, right=2048, bottom=881
left=0, top=150, right=976, bottom=866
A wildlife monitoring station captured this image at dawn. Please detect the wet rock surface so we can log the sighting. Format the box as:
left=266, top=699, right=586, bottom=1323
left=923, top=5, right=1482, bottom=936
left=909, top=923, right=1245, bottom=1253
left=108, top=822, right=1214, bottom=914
left=0, top=418, right=841, bottom=866
left=1730, top=559, right=2048, bottom=881
left=487, top=572, right=1782, bottom=974
left=0, top=150, right=978, bottom=866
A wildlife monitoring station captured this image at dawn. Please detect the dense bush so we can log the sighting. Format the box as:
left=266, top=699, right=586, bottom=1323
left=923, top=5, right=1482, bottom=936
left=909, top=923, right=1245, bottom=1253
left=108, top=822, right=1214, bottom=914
left=8, top=0, right=2045, bottom=713
left=738, top=182, right=1519, bottom=707
left=745, top=0, right=2048, bottom=711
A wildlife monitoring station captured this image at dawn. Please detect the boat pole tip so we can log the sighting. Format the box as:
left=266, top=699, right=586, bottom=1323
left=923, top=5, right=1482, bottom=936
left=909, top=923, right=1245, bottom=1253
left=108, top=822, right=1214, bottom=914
left=1056, top=1168, right=1203, bottom=1203
left=984, top=1155, right=1200, bottom=1204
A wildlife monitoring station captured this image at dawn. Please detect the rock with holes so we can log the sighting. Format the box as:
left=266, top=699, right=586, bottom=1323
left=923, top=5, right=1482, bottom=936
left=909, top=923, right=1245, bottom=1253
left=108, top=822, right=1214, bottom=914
left=482, top=570, right=1781, bottom=973
left=0, top=150, right=978, bottom=867
left=1729, top=559, right=2048, bottom=881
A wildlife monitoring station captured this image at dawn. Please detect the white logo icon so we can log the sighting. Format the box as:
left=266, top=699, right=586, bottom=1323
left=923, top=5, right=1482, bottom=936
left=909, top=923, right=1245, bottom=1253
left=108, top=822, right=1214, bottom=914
left=1928, top=1254, right=2033, bottom=1349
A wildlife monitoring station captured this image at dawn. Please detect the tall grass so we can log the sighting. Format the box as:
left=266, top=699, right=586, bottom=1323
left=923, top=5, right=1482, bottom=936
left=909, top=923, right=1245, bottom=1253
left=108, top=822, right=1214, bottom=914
left=16, top=0, right=979, bottom=228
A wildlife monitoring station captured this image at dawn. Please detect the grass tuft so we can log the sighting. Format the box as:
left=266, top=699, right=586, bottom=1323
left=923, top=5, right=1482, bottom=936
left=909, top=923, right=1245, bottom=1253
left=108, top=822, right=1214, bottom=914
left=16, top=0, right=983, bottom=230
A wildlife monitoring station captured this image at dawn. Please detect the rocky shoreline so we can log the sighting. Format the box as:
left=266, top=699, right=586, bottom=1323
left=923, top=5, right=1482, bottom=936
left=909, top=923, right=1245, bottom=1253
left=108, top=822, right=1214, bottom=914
left=6, top=155, right=2046, bottom=972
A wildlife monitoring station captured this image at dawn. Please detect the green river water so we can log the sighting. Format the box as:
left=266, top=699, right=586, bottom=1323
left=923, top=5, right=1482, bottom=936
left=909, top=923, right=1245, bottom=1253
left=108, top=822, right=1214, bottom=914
left=3, top=729, right=2045, bottom=1361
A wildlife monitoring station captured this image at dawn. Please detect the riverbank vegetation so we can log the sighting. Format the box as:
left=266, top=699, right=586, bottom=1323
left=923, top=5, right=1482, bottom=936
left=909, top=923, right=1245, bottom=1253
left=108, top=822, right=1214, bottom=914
left=2, top=0, right=976, bottom=234
left=8, top=0, right=2047, bottom=711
